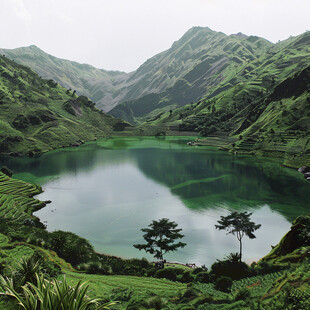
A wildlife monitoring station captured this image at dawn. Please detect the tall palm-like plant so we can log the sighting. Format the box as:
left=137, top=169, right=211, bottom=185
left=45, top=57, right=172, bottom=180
left=16, top=256, right=41, bottom=287
left=0, top=273, right=116, bottom=310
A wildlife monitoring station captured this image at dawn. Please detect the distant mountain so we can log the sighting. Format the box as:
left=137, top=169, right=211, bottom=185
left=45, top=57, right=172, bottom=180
left=0, top=54, right=126, bottom=156
left=0, top=45, right=129, bottom=112
left=109, top=27, right=273, bottom=123
left=1, top=27, right=310, bottom=168
left=143, top=31, right=310, bottom=167
left=0, top=27, right=272, bottom=114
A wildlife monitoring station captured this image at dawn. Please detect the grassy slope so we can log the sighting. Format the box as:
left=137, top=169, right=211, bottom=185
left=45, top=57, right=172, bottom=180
left=0, top=55, right=126, bottom=156
left=109, top=28, right=273, bottom=123
left=148, top=32, right=310, bottom=168
left=0, top=45, right=128, bottom=112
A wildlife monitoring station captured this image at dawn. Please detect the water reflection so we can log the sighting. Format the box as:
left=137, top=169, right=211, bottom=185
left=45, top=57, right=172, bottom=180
left=0, top=137, right=309, bottom=266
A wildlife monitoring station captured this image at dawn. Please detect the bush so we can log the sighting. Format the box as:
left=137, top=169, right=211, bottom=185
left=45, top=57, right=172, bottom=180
left=255, top=261, right=283, bottom=275
left=180, top=270, right=194, bottom=283
left=194, top=271, right=211, bottom=283
left=192, top=267, right=204, bottom=275
left=235, top=288, right=251, bottom=300
left=1, top=166, right=13, bottom=177
left=210, top=259, right=251, bottom=280
left=215, top=276, right=232, bottom=292
left=146, top=296, right=164, bottom=310
left=49, top=231, right=95, bottom=266
left=79, top=262, right=111, bottom=275
left=181, top=287, right=200, bottom=301
left=155, top=268, right=177, bottom=281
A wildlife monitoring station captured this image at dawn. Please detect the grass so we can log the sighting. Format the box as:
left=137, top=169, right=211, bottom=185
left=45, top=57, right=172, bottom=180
left=64, top=272, right=186, bottom=309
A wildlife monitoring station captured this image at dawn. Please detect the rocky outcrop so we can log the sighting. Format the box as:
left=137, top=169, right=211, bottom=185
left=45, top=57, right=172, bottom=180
left=298, top=166, right=310, bottom=180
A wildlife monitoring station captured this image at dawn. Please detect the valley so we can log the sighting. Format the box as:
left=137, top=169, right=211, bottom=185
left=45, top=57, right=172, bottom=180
left=0, top=25, right=309, bottom=310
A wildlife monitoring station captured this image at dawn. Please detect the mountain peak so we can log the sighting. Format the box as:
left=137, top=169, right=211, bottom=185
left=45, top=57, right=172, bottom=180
left=230, top=32, right=248, bottom=39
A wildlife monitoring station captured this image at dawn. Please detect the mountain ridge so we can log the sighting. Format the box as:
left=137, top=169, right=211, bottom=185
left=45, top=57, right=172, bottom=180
left=0, top=26, right=273, bottom=113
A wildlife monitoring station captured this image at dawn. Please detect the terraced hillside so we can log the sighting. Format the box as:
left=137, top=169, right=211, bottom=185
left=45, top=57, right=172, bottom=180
left=112, top=31, right=310, bottom=125
left=146, top=32, right=310, bottom=167
left=0, top=54, right=126, bottom=156
left=0, top=171, right=45, bottom=223
left=110, top=27, right=273, bottom=122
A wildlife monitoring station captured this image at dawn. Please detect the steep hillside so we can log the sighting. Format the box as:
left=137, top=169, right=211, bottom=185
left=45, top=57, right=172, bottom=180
left=144, top=31, right=310, bottom=167
left=1, top=27, right=272, bottom=114
left=0, top=45, right=128, bottom=112
left=111, top=31, right=310, bottom=125
left=0, top=55, right=125, bottom=156
left=110, top=27, right=273, bottom=122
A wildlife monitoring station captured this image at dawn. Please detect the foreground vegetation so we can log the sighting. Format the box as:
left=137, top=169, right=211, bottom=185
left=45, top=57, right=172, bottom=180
left=0, top=172, right=309, bottom=309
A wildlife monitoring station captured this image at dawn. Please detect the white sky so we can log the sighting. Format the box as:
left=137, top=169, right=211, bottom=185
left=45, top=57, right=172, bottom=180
left=0, top=0, right=309, bottom=72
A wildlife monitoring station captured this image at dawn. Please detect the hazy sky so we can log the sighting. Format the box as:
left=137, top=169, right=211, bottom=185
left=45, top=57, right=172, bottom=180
left=0, top=0, right=309, bottom=72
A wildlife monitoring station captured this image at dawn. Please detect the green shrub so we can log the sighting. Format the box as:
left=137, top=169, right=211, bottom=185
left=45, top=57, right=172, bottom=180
left=146, top=296, right=164, bottom=310
left=194, top=271, right=211, bottom=283
left=155, top=268, right=177, bottom=281
left=210, top=259, right=251, bottom=280
left=0, top=166, right=13, bottom=177
left=181, top=287, right=200, bottom=300
left=235, top=287, right=251, bottom=300
left=255, top=261, right=283, bottom=275
left=180, top=270, right=194, bottom=283
left=284, top=288, right=310, bottom=309
left=0, top=273, right=116, bottom=309
left=192, top=267, right=204, bottom=275
left=215, top=276, right=232, bottom=292
left=49, top=231, right=95, bottom=266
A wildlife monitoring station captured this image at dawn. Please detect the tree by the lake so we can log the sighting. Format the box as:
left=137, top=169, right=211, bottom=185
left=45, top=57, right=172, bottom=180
left=215, top=211, right=261, bottom=262
left=133, top=218, right=186, bottom=261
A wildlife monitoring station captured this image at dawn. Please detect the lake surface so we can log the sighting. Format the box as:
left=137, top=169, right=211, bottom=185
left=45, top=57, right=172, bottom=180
left=2, top=137, right=309, bottom=266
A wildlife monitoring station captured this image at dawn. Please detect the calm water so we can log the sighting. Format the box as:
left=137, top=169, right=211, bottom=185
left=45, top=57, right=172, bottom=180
left=1, top=137, right=309, bottom=266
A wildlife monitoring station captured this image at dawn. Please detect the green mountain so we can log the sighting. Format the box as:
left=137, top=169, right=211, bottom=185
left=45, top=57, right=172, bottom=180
left=146, top=31, right=310, bottom=167
left=0, top=54, right=125, bottom=156
left=0, top=27, right=272, bottom=115
left=1, top=27, right=309, bottom=166
left=0, top=45, right=129, bottom=112
left=110, top=30, right=310, bottom=125
left=109, top=27, right=274, bottom=122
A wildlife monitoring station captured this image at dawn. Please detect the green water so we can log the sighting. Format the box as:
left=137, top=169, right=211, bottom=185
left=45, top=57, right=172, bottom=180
left=1, top=137, right=309, bottom=266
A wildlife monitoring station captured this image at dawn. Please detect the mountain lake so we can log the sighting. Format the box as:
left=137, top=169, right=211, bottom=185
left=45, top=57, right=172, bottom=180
left=2, top=136, right=309, bottom=266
